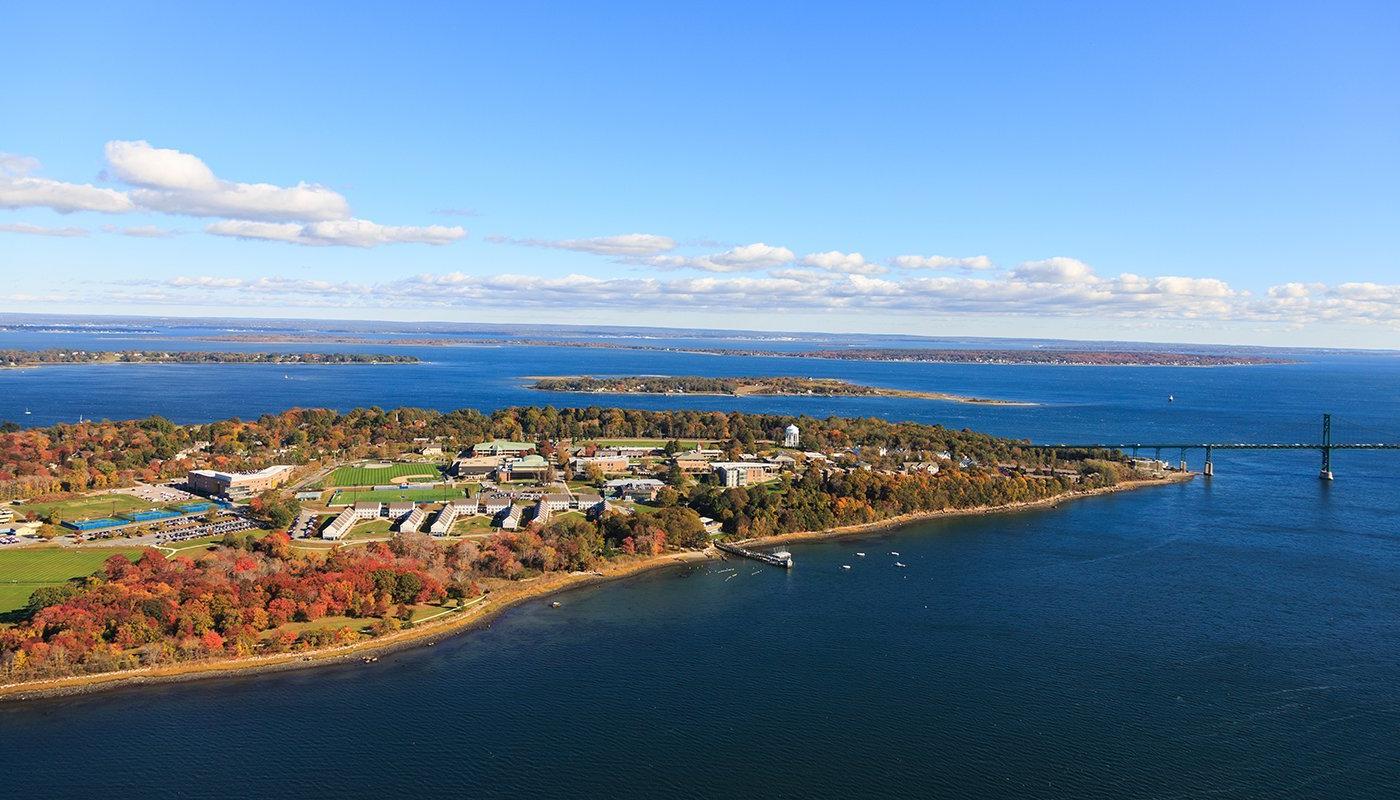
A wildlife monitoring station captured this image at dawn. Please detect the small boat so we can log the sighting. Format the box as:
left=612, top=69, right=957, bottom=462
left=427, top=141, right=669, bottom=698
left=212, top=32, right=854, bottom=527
left=1168, top=394, right=1175, bottom=402
left=855, top=552, right=865, bottom=557
left=23, top=408, right=31, bottom=415
left=841, top=565, right=851, bottom=570
left=550, top=601, right=561, bottom=608
left=894, top=562, right=907, bottom=568
left=889, top=551, right=900, bottom=556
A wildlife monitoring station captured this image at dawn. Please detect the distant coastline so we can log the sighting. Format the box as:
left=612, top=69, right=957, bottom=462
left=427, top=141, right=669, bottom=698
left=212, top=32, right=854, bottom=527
left=527, top=374, right=1035, bottom=405
left=197, top=333, right=1290, bottom=367
left=0, top=350, right=421, bottom=368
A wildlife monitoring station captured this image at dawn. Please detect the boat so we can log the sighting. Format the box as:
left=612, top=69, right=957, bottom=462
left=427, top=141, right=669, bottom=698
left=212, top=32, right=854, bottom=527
left=895, top=562, right=907, bottom=568
left=889, top=551, right=900, bottom=556
left=1168, top=394, right=1175, bottom=402
left=855, top=552, right=865, bottom=557
left=841, top=565, right=851, bottom=570
left=23, top=407, right=31, bottom=415
left=550, top=601, right=561, bottom=608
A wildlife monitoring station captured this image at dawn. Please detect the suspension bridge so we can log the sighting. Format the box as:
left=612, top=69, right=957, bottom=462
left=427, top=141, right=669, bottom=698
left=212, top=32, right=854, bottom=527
left=1038, top=414, right=1400, bottom=480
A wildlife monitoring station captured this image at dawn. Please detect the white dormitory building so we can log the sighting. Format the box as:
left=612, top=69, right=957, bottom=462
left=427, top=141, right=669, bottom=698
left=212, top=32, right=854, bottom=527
left=396, top=506, right=427, bottom=533
left=429, top=503, right=461, bottom=536
left=323, top=501, right=382, bottom=540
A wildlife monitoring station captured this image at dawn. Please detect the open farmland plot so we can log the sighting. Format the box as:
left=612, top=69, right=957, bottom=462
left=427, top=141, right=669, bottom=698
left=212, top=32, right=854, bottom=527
left=0, top=548, right=145, bottom=613
left=325, top=463, right=446, bottom=487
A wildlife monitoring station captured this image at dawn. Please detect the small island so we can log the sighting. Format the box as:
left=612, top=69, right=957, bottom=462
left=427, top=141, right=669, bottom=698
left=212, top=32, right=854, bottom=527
left=529, top=375, right=1030, bottom=405
left=0, top=350, right=420, bottom=368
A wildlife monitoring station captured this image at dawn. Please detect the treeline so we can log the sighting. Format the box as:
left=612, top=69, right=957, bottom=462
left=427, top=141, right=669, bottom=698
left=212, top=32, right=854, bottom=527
left=0, top=406, right=1107, bottom=502
left=532, top=375, right=883, bottom=396
left=798, top=349, right=1285, bottom=366
left=0, top=350, right=420, bottom=367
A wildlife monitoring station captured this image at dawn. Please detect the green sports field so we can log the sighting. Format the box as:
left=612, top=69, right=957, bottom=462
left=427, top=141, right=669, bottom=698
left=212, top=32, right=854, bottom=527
left=14, top=494, right=154, bottom=521
left=328, top=485, right=466, bottom=505
left=325, top=463, right=446, bottom=487
left=0, top=548, right=145, bottom=613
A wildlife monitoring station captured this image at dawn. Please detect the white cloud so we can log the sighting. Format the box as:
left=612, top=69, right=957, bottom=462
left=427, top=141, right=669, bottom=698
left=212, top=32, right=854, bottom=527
left=1012, top=256, right=1099, bottom=284
left=102, top=224, right=180, bottom=238
left=492, top=232, right=677, bottom=256
left=0, top=151, right=135, bottom=214
left=0, top=222, right=88, bottom=237
left=106, top=140, right=351, bottom=222
left=891, top=254, right=994, bottom=271
left=644, top=242, right=796, bottom=272
left=799, top=251, right=886, bottom=275
left=206, top=218, right=466, bottom=247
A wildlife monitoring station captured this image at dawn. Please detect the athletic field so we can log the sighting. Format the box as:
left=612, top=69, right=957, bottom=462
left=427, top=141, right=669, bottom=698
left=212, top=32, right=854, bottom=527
left=328, top=486, right=467, bottom=505
left=0, top=548, right=145, bottom=613
left=325, top=463, right=445, bottom=487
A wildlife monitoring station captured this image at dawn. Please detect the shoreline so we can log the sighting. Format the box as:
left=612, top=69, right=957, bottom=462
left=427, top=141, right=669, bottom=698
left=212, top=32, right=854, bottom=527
left=522, top=375, right=1034, bottom=406
left=0, top=472, right=1189, bottom=703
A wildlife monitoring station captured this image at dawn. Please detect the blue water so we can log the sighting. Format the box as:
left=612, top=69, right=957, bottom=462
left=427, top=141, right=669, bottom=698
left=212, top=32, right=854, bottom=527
left=2, top=326, right=1399, bottom=798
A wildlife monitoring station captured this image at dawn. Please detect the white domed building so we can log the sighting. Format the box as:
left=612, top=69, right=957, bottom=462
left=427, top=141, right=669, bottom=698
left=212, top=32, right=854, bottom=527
left=783, top=423, right=800, bottom=448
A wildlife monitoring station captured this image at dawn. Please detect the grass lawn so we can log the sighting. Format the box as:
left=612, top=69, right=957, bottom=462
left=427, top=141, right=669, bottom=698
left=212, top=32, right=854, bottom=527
left=450, top=515, right=494, bottom=534
left=344, top=520, right=393, bottom=540
left=329, top=485, right=465, bottom=505
left=0, top=548, right=145, bottom=613
left=325, top=463, right=445, bottom=488
left=14, top=494, right=154, bottom=522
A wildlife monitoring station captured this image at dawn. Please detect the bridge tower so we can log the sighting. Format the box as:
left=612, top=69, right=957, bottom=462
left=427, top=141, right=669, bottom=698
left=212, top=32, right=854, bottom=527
left=1203, top=445, right=1214, bottom=477
left=1320, top=413, right=1334, bottom=480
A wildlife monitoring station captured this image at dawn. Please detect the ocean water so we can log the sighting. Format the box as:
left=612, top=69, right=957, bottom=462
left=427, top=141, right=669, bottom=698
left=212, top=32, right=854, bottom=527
left=1, top=328, right=1399, bottom=798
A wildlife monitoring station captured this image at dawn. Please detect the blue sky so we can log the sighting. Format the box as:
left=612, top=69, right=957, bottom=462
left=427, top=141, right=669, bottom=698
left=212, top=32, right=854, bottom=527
left=2, top=1, right=1397, bottom=346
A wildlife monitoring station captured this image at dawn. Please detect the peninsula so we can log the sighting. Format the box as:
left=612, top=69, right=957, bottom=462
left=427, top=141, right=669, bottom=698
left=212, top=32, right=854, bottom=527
left=0, top=349, right=420, bottom=368
left=0, top=404, right=1183, bottom=698
left=529, top=375, right=1030, bottom=405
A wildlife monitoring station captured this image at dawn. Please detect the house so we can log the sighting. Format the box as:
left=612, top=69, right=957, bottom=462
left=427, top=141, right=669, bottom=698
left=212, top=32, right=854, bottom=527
left=472, top=439, right=536, bottom=457
left=768, top=453, right=797, bottom=467
left=698, top=516, right=724, bottom=536
left=419, top=446, right=444, bottom=457
left=396, top=506, right=426, bottom=533
left=497, top=454, right=550, bottom=482
left=712, top=462, right=778, bottom=488
left=903, top=462, right=941, bottom=475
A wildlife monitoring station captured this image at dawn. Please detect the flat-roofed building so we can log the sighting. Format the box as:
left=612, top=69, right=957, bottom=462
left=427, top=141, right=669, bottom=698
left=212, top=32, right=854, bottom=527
left=187, top=465, right=294, bottom=500
left=452, top=455, right=503, bottom=477
left=571, top=455, right=630, bottom=473
left=712, top=462, right=777, bottom=488
left=602, top=477, right=665, bottom=501
left=497, top=454, right=549, bottom=482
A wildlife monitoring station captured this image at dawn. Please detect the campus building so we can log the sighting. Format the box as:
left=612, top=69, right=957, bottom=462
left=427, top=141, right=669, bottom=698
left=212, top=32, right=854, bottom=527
left=472, top=440, right=537, bottom=457
left=187, top=465, right=294, bottom=501
left=712, top=462, right=778, bottom=488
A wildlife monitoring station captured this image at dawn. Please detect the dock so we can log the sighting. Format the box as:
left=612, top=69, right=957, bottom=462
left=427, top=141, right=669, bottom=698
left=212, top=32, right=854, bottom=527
left=716, top=541, right=793, bottom=569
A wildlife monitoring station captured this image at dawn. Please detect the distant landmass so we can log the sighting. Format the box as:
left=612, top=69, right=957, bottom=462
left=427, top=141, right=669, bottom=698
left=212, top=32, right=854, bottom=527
left=0, top=350, right=421, bottom=367
left=530, top=375, right=1031, bottom=404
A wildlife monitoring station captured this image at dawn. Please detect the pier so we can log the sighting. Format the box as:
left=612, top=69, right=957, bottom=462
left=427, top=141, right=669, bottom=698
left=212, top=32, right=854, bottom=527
left=1040, top=414, right=1400, bottom=480
left=715, top=541, right=794, bottom=568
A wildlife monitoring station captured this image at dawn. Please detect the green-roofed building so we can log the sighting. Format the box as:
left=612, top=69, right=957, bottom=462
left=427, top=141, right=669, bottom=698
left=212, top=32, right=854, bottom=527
left=472, top=439, right=537, bottom=457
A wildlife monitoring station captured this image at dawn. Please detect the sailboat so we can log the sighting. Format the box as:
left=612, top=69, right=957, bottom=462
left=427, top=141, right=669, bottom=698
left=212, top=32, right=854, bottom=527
left=23, top=407, right=31, bottom=415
